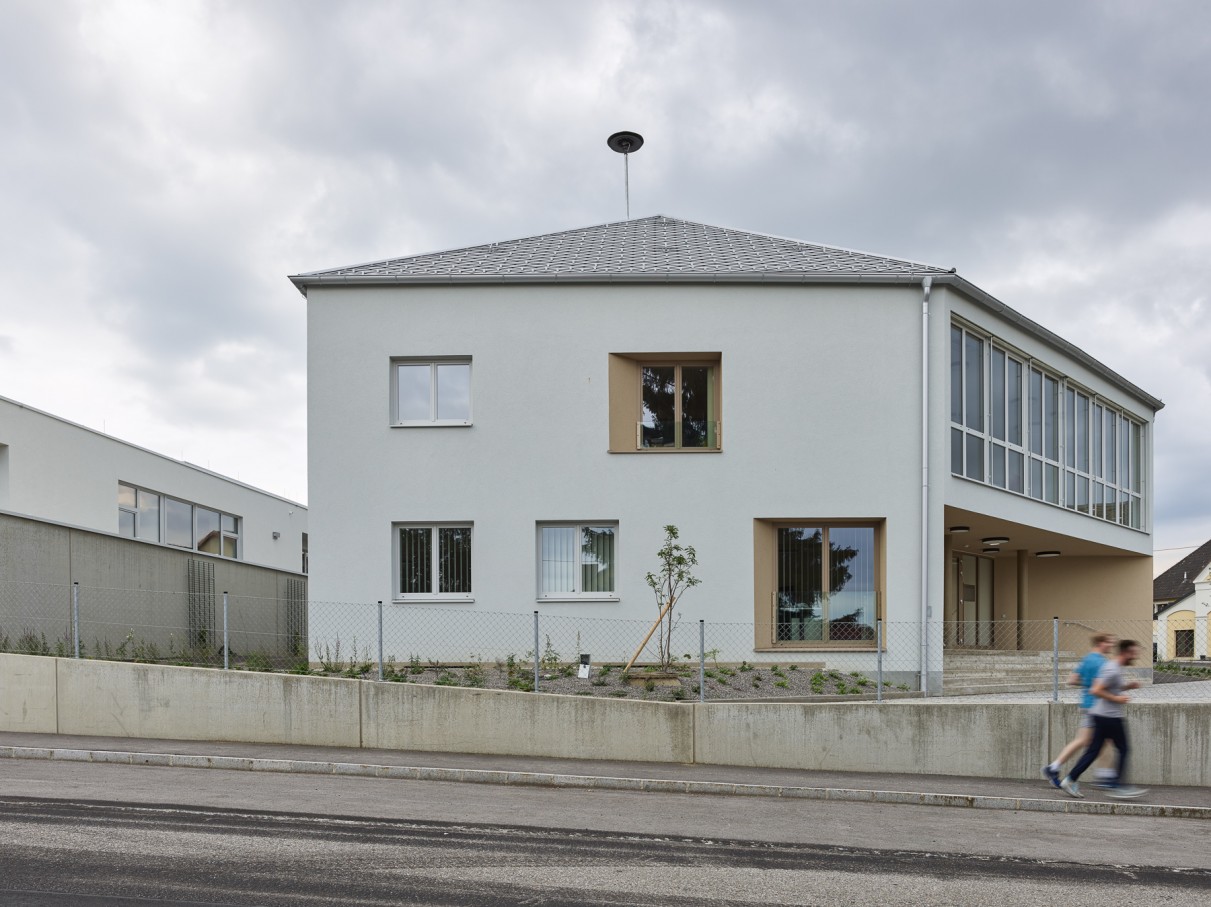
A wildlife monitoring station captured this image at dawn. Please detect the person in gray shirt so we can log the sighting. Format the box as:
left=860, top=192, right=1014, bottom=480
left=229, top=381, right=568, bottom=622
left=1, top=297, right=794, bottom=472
left=1060, top=639, right=1148, bottom=800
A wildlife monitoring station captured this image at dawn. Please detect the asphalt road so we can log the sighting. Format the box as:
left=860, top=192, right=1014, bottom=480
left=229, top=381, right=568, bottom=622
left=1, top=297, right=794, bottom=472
left=1, top=761, right=1208, bottom=906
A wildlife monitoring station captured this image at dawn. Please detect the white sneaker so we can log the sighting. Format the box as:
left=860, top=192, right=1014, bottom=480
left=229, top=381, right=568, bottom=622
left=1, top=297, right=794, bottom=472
left=1060, top=777, right=1083, bottom=799
left=1106, top=786, right=1148, bottom=800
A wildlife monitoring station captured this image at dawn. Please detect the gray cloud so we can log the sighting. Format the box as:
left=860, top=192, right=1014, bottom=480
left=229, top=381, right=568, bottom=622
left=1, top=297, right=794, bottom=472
left=1, top=0, right=1208, bottom=553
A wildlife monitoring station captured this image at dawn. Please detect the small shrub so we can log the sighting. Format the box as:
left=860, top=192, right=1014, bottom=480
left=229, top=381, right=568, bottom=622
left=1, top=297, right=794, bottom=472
left=463, top=657, right=486, bottom=688
left=738, top=660, right=753, bottom=673
left=644, top=679, right=656, bottom=693
left=244, top=650, right=274, bottom=672
left=774, top=680, right=789, bottom=689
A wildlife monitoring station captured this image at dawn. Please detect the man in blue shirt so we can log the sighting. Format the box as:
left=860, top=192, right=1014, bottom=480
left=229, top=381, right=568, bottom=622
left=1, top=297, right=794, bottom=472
left=1042, top=631, right=1115, bottom=787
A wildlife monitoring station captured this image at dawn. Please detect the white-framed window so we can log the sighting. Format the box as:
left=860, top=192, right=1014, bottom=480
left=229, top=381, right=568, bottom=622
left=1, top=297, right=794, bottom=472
left=537, top=523, right=618, bottom=601
left=391, top=358, right=471, bottom=425
left=395, top=523, right=473, bottom=600
left=118, top=483, right=240, bottom=558
left=949, top=321, right=1146, bottom=529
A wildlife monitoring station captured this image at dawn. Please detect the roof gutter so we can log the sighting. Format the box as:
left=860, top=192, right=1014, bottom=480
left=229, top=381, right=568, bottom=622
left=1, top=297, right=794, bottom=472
left=920, top=277, right=932, bottom=696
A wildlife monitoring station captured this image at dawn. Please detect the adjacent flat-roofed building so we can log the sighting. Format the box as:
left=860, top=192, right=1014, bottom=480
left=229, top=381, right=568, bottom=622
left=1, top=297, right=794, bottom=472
left=0, top=394, right=307, bottom=658
left=292, top=215, right=1161, bottom=689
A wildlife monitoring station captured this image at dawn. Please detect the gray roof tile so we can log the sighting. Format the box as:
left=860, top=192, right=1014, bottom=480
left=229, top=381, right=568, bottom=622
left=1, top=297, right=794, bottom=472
left=1153, top=538, right=1211, bottom=608
left=292, top=215, right=950, bottom=284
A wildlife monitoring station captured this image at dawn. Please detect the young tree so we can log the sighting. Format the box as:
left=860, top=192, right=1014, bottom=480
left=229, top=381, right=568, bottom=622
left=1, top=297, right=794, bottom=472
left=644, top=524, right=701, bottom=670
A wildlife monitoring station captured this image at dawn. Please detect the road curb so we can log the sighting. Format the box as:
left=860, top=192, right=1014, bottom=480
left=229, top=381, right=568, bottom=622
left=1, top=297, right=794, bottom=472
left=3, top=745, right=1207, bottom=820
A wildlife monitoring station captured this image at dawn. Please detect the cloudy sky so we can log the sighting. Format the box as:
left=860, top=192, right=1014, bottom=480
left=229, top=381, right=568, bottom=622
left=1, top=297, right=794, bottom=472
left=1, top=0, right=1208, bottom=571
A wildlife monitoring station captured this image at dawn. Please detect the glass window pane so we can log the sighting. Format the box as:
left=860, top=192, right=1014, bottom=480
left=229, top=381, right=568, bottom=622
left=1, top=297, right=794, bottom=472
left=1076, top=393, right=1089, bottom=472
left=137, top=490, right=160, bottom=542
left=680, top=366, right=712, bottom=448
left=1130, top=422, right=1142, bottom=492
left=1092, top=405, right=1103, bottom=478
left=826, top=526, right=876, bottom=641
left=222, top=536, right=237, bottom=558
left=1119, top=490, right=1130, bottom=526
left=1064, top=388, right=1075, bottom=467
left=118, top=510, right=136, bottom=538
left=396, top=364, right=432, bottom=422
left=1104, top=410, right=1117, bottom=484
left=118, top=483, right=136, bottom=508
left=1044, top=376, right=1059, bottom=461
left=1029, top=370, right=1042, bottom=455
left=165, top=498, right=193, bottom=548
left=196, top=508, right=221, bottom=554
left=436, top=363, right=471, bottom=421
left=1076, top=476, right=1089, bottom=514
left=641, top=366, right=677, bottom=448
left=540, top=527, right=577, bottom=596
left=777, top=528, right=824, bottom=641
left=1008, top=451, right=1024, bottom=493
left=991, top=348, right=1005, bottom=441
left=581, top=526, right=615, bottom=593
left=991, top=444, right=1006, bottom=488
left=400, top=527, right=432, bottom=594
left=1045, top=464, right=1059, bottom=504
left=1119, top=417, right=1129, bottom=488
left=964, top=334, right=983, bottom=431
left=1007, top=358, right=1023, bottom=445
left=951, top=428, right=963, bottom=475
left=1131, top=495, right=1141, bottom=529
left=221, top=514, right=237, bottom=534
left=1064, top=471, right=1075, bottom=509
left=965, top=433, right=983, bottom=481
left=1092, top=482, right=1104, bottom=519
left=1029, top=458, right=1043, bottom=500
left=950, top=326, right=963, bottom=424
left=439, top=527, right=472, bottom=594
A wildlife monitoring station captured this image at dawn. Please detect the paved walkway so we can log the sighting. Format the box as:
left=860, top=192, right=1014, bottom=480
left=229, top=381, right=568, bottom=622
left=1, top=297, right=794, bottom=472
left=2, top=731, right=1207, bottom=821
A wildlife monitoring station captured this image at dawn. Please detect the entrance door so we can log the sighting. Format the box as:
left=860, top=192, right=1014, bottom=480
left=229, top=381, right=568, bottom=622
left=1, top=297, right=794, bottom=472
left=952, top=553, right=994, bottom=648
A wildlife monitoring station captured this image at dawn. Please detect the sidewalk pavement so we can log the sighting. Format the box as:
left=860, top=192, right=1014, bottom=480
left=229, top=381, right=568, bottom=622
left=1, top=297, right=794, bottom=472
left=2, top=731, right=1208, bottom=821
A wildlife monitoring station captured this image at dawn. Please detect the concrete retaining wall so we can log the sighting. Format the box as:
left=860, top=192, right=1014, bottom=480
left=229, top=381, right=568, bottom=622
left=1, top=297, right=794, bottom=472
left=53, top=657, right=362, bottom=747
left=694, top=701, right=1048, bottom=780
left=363, top=681, right=692, bottom=763
left=1, top=654, right=1206, bottom=785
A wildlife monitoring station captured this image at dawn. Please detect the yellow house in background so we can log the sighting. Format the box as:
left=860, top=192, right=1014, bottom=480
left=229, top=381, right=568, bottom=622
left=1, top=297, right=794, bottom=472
left=1153, top=538, right=1211, bottom=661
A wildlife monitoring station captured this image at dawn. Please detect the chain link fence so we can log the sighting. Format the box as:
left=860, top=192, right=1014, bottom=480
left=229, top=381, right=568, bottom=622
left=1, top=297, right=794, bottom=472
left=3, top=580, right=1208, bottom=703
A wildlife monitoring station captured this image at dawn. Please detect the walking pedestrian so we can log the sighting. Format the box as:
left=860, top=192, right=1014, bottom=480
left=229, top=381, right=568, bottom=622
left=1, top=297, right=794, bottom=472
left=1042, top=631, right=1116, bottom=788
left=1060, top=639, right=1149, bottom=800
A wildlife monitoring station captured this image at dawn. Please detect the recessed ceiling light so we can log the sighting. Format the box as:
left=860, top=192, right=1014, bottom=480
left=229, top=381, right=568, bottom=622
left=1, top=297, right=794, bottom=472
left=1036, top=550, right=1061, bottom=558
left=949, top=526, right=970, bottom=534
left=982, top=547, right=1000, bottom=554
left=981, top=537, right=1010, bottom=546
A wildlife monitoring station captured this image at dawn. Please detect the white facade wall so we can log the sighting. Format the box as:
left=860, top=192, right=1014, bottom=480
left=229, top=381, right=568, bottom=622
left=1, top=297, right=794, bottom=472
left=0, top=396, right=306, bottom=573
left=308, top=283, right=926, bottom=637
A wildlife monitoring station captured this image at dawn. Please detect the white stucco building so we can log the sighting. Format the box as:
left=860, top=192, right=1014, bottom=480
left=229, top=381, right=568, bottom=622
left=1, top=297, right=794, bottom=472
left=1, top=395, right=308, bottom=657
left=293, top=216, right=1161, bottom=688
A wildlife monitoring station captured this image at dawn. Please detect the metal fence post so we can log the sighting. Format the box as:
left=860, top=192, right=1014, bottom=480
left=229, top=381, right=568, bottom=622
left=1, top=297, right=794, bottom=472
left=533, top=610, right=540, bottom=692
left=72, top=582, right=80, bottom=659
left=876, top=618, right=884, bottom=703
left=377, top=601, right=384, bottom=681
left=699, top=619, right=705, bottom=703
left=223, top=592, right=229, bottom=670
left=1052, top=616, right=1060, bottom=703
